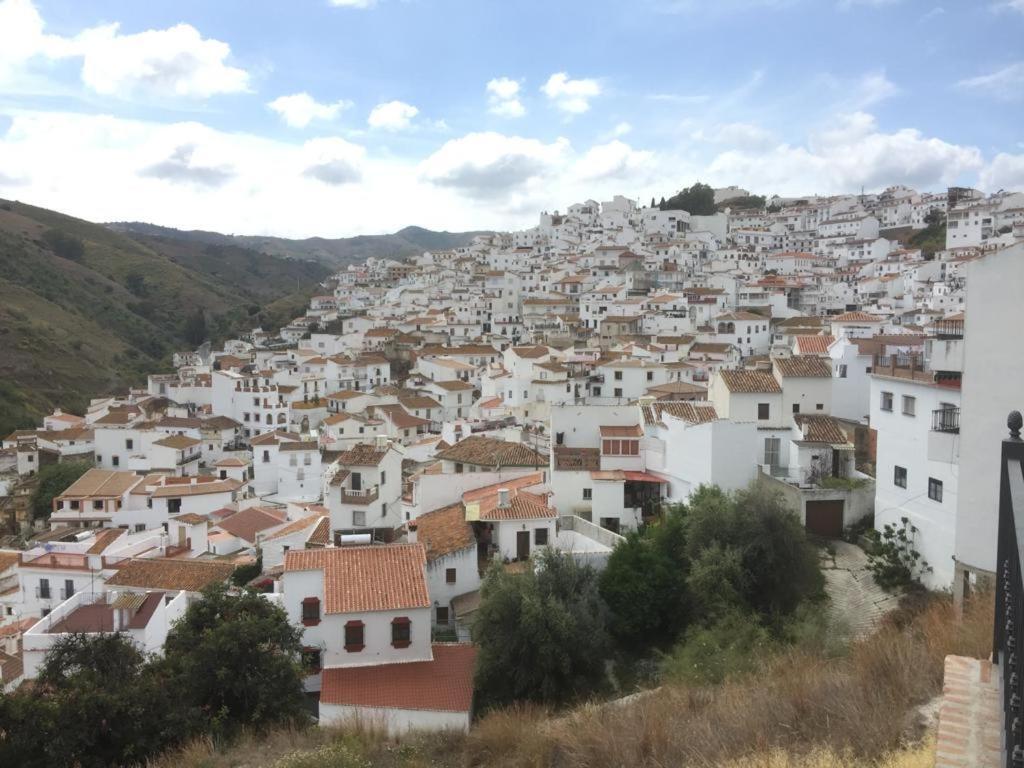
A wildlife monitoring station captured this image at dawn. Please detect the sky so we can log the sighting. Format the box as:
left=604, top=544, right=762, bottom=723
left=0, top=0, right=1021, bottom=238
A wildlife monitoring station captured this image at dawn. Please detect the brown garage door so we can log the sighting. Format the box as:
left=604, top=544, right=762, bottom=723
left=805, top=500, right=844, bottom=538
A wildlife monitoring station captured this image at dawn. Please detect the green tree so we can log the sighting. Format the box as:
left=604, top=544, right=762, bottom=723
left=31, top=461, right=91, bottom=520
left=660, top=182, right=716, bottom=215
left=599, top=509, right=691, bottom=648
left=684, top=483, right=824, bottom=617
left=182, top=308, right=208, bottom=346
left=124, top=271, right=148, bottom=297
left=161, top=584, right=308, bottom=737
left=473, top=549, right=611, bottom=709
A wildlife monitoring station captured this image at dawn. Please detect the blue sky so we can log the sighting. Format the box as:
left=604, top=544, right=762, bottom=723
left=0, top=0, right=1021, bottom=237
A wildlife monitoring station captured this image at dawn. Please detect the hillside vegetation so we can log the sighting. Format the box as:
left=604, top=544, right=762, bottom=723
left=108, top=221, right=491, bottom=267
left=0, top=199, right=330, bottom=435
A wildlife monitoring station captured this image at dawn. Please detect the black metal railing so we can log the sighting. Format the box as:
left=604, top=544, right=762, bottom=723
left=995, top=411, right=1024, bottom=768
left=932, top=407, right=960, bottom=434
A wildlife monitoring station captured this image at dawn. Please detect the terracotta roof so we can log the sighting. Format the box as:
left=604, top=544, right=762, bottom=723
left=477, top=489, right=554, bottom=521
left=0, top=550, right=21, bottom=573
left=279, top=441, right=319, bottom=452
left=59, top=469, right=143, bottom=499
left=262, top=514, right=326, bottom=542
left=170, top=513, right=209, bottom=525
left=152, top=435, right=201, bottom=450
left=774, top=356, right=832, bottom=378
left=249, top=429, right=302, bottom=446
left=284, top=544, right=430, bottom=614
left=510, top=346, right=549, bottom=358
left=644, top=402, right=719, bottom=426
left=216, top=507, right=288, bottom=543
left=336, top=443, right=390, bottom=467
left=794, top=414, right=850, bottom=445
left=151, top=479, right=241, bottom=498
left=85, top=528, right=126, bottom=555
left=794, top=335, right=836, bottom=355
left=719, top=369, right=782, bottom=393
left=833, top=311, right=883, bottom=323
left=106, top=558, right=235, bottom=591
left=436, top=435, right=544, bottom=468
left=598, top=425, right=643, bottom=438
left=320, top=643, right=476, bottom=712
left=308, top=517, right=331, bottom=546
left=412, top=503, right=476, bottom=561
left=432, top=380, right=475, bottom=391
left=373, top=404, right=432, bottom=429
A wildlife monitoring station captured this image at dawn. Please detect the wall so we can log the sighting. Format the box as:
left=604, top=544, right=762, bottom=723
left=955, top=244, right=1024, bottom=575
left=318, top=703, right=470, bottom=734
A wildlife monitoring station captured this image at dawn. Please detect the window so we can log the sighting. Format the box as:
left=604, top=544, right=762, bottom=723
left=39, top=578, right=50, bottom=599
left=344, top=620, right=365, bottom=652
left=64, top=579, right=74, bottom=599
left=881, top=391, right=893, bottom=412
left=391, top=617, right=411, bottom=648
left=582, top=488, right=592, bottom=501
left=764, top=437, right=780, bottom=468
left=613, top=388, right=623, bottom=398
left=837, top=364, right=847, bottom=378
left=816, top=403, right=824, bottom=411
left=902, top=395, right=916, bottom=416
left=757, top=403, right=770, bottom=420
left=353, top=510, right=366, bottom=527
left=135, top=523, right=146, bottom=532
left=70, top=500, right=80, bottom=510
left=93, top=500, right=103, bottom=510
left=894, top=465, right=907, bottom=489
left=446, top=568, right=457, bottom=584
left=929, top=477, right=943, bottom=502
left=112, top=456, right=120, bottom=467
left=301, top=597, right=321, bottom=626
left=436, top=606, right=450, bottom=625
left=646, top=371, right=654, bottom=382
left=792, top=403, right=800, bottom=414
left=535, top=527, right=549, bottom=546
left=262, top=450, right=270, bottom=463
left=125, top=438, right=134, bottom=450
left=380, top=470, right=386, bottom=485
left=301, top=647, right=322, bottom=673
left=614, top=370, right=623, bottom=381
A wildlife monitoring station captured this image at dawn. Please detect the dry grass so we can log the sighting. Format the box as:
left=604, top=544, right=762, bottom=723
left=152, top=591, right=990, bottom=768
left=464, top=591, right=992, bottom=768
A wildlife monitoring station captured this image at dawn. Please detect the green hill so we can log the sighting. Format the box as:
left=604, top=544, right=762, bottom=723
left=0, top=200, right=330, bottom=435
left=107, top=221, right=491, bottom=267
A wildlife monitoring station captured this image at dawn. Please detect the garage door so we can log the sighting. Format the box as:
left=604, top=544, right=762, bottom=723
left=805, top=499, right=844, bottom=538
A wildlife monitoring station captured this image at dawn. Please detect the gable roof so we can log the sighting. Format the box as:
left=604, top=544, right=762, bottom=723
left=794, top=335, right=836, bottom=355
left=794, top=414, right=850, bottom=445
left=215, top=507, right=288, bottom=543
left=320, top=644, right=476, bottom=713
left=719, top=369, right=782, bottom=394
left=106, top=559, right=235, bottom=591
left=59, top=469, right=143, bottom=499
left=284, top=543, right=430, bottom=614
left=412, top=503, right=476, bottom=561
left=435, top=435, right=544, bottom=468
left=773, top=356, right=833, bottom=378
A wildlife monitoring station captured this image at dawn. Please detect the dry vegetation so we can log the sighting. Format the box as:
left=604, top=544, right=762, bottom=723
left=151, top=591, right=992, bottom=768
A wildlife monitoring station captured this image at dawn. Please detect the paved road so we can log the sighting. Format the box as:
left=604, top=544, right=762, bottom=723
left=823, top=540, right=902, bottom=638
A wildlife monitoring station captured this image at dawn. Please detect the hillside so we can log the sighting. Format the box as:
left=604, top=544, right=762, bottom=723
left=107, top=221, right=491, bottom=267
left=0, top=199, right=330, bottom=435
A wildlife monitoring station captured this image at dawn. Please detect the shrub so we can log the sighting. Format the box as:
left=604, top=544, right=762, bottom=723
left=867, top=517, right=931, bottom=590
left=660, top=609, right=774, bottom=685
left=42, top=229, right=85, bottom=261
left=31, top=461, right=91, bottom=520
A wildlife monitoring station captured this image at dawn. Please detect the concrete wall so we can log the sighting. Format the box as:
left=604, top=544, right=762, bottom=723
left=318, top=703, right=470, bottom=734
left=955, top=244, right=1024, bottom=576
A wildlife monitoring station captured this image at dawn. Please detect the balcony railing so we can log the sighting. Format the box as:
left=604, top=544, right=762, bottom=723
left=994, top=411, right=1024, bottom=768
left=932, top=407, right=960, bottom=434
left=340, top=485, right=379, bottom=505
left=933, top=318, right=964, bottom=340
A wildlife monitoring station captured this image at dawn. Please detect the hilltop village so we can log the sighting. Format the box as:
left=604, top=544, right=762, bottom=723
left=1, top=184, right=1022, bottom=732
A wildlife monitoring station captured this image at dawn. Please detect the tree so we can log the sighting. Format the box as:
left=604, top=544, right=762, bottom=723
left=473, top=550, right=611, bottom=709
left=599, top=508, right=691, bottom=648
left=41, top=229, right=85, bottom=261
left=160, top=584, right=308, bottom=737
left=660, top=182, right=716, bottom=215
left=124, top=271, right=148, bottom=297
left=684, top=483, right=824, bottom=617
left=182, top=309, right=208, bottom=346
left=31, top=461, right=91, bottom=520
left=867, top=517, right=931, bottom=590
left=924, top=208, right=946, bottom=227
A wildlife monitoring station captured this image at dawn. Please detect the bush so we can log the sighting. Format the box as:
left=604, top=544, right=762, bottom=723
left=473, top=550, right=611, bottom=709
left=867, top=517, right=931, bottom=591
left=660, top=609, right=773, bottom=685
left=42, top=229, right=85, bottom=261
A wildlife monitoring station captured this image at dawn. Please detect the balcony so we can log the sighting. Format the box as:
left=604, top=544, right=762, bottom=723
left=340, top=485, right=379, bottom=505
left=932, top=407, right=960, bottom=434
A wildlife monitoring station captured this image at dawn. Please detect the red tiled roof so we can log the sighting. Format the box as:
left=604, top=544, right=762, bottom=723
left=412, top=503, right=476, bottom=561
left=320, top=643, right=477, bottom=712
left=216, top=507, right=288, bottom=543
left=284, top=544, right=430, bottom=614
left=794, top=335, right=836, bottom=355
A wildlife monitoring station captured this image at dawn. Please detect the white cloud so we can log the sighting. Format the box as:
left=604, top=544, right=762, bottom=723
left=301, top=137, right=365, bottom=185
left=419, top=132, right=569, bottom=198
left=980, top=152, right=1024, bottom=191
left=0, top=0, right=249, bottom=98
left=992, top=0, right=1024, bottom=13
left=956, top=62, right=1024, bottom=101
left=574, top=141, right=653, bottom=182
left=612, top=122, right=632, bottom=137
left=268, top=92, right=352, bottom=128
left=705, top=112, right=983, bottom=194
left=329, top=0, right=378, bottom=7
left=854, top=71, right=898, bottom=107
left=541, top=72, right=601, bottom=115
left=693, top=122, right=775, bottom=151
left=486, top=77, right=525, bottom=118
left=367, top=100, right=419, bottom=130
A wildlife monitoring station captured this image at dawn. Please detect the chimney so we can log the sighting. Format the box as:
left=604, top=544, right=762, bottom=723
left=498, top=488, right=510, bottom=508
left=375, top=435, right=389, bottom=450
left=407, top=522, right=418, bottom=544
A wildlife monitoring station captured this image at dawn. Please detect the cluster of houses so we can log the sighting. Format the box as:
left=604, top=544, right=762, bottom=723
left=0, top=183, right=1021, bottom=732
